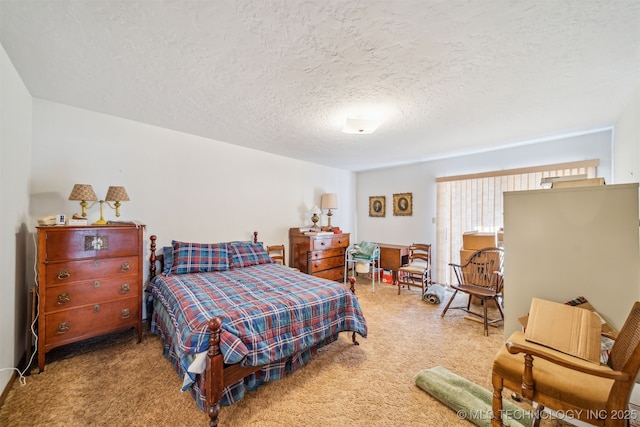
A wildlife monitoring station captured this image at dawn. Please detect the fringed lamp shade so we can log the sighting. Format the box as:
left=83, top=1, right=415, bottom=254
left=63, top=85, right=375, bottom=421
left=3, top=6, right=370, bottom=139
left=105, top=186, right=130, bottom=202
left=105, top=186, right=129, bottom=218
left=68, top=184, right=98, bottom=201
left=69, top=184, right=98, bottom=218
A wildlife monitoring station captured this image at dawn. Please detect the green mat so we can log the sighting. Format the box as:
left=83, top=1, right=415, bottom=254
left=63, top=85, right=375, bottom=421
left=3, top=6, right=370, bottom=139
left=415, top=366, right=532, bottom=427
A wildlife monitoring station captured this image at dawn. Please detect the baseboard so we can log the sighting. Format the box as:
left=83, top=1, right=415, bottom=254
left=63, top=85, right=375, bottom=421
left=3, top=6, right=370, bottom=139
left=0, top=350, right=28, bottom=408
left=0, top=370, right=18, bottom=408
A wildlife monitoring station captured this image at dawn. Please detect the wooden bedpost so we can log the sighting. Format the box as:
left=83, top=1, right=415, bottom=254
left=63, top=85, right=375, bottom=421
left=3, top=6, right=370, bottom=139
left=206, top=317, right=224, bottom=427
left=150, top=235, right=157, bottom=279
left=253, top=231, right=258, bottom=243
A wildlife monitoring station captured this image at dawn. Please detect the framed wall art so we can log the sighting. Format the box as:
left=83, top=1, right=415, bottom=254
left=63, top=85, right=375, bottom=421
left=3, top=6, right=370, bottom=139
left=393, top=193, right=412, bottom=216
left=369, top=196, right=385, bottom=217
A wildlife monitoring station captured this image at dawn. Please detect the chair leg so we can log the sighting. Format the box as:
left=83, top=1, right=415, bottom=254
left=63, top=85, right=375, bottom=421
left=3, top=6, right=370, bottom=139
left=421, top=271, right=428, bottom=298
left=532, top=404, right=544, bottom=427
left=440, top=290, right=459, bottom=317
left=491, top=373, right=505, bottom=427
left=483, top=298, right=489, bottom=336
left=495, top=297, right=504, bottom=319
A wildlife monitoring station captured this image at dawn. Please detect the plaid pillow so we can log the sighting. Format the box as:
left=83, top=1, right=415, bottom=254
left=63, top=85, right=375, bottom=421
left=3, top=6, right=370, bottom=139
left=162, top=246, right=172, bottom=275
left=169, top=241, right=230, bottom=275
left=229, top=241, right=274, bottom=268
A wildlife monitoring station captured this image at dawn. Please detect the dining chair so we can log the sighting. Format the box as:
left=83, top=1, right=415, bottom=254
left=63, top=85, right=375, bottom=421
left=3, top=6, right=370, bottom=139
left=266, top=244, right=286, bottom=266
left=397, top=243, right=432, bottom=297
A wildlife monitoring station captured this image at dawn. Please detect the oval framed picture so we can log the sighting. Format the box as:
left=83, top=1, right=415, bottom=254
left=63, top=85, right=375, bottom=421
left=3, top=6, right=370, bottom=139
left=369, top=196, right=385, bottom=217
left=393, top=193, right=412, bottom=216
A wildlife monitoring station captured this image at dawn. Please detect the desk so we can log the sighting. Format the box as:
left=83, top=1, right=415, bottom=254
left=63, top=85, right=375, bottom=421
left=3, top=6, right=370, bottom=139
left=377, top=243, right=410, bottom=293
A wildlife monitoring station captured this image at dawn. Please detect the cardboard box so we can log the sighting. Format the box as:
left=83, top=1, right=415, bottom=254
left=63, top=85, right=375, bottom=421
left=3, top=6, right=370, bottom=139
left=524, top=298, right=601, bottom=364
left=552, top=177, right=605, bottom=189
left=459, top=249, right=476, bottom=264
left=519, top=296, right=618, bottom=339
left=367, top=268, right=393, bottom=284
left=462, top=231, right=498, bottom=250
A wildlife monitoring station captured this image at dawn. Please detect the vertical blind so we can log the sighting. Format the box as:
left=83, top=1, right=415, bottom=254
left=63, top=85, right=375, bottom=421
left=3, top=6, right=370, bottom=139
left=435, top=160, right=598, bottom=285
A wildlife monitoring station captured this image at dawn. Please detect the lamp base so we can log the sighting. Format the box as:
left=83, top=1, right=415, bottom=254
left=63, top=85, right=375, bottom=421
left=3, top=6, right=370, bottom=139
left=93, top=218, right=108, bottom=225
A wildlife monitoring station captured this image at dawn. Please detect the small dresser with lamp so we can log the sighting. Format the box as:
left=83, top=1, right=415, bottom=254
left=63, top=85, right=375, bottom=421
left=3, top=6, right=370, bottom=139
left=289, top=228, right=350, bottom=281
left=36, top=224, right=143, bottom=371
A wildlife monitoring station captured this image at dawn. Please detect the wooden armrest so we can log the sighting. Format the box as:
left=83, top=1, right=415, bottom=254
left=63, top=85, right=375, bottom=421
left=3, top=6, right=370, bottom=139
left=506, top=341, right=629, bottom=381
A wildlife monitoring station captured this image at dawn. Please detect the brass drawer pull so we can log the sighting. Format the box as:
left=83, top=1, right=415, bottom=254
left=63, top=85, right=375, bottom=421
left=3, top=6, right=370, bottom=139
left=57, top=293, right=70, bottom=305
left=57, top=322, right=70, bottom=334
left=121, top=309, right=130, bottom=319
left=93, top=280, right=100, bottom=289
left=57, top=269, right=70, bottom=280
left=121, top=262, right=130, bottom=272
left=120, top=283, right=130, bottom=294
left=93, top=304, right=100, bottom=313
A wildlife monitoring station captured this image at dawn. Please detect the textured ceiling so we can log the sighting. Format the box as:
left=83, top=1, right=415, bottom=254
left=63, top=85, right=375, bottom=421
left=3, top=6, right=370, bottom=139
left=1, top=0, right=639, bottom=171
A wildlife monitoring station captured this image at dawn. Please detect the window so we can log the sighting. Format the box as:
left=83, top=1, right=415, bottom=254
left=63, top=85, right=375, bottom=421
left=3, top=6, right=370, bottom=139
left=435, top=160, right=598, bottom=285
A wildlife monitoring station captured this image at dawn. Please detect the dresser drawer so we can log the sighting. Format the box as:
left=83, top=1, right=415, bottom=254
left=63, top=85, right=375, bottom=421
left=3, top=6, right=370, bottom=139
left=44, top=297, right=140, bottom=347
left=44, top=256, right=139, bottom=285
left=44, top=275, right=139, bottom=312
left=312, top=235, right=349, bottom=251
left=309, top=247, right=345, bottom=261
left=309, top=255, right=345, bottom=273
left=43, top=227, right=141, bottom=261
left=313, top=267, right=345, bottom=281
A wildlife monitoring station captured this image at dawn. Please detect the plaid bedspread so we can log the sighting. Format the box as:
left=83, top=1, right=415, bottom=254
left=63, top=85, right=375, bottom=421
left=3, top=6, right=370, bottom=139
left=149, top=263, right=368, bottom=367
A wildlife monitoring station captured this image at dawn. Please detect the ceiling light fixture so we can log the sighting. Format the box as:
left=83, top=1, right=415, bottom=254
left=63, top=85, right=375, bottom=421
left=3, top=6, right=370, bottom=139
left=342, top=117, right=382, bottom=134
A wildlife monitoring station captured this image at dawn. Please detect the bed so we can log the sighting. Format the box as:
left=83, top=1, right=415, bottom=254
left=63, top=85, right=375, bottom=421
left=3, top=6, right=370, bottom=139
left=147, top=232, right=368, bottom=426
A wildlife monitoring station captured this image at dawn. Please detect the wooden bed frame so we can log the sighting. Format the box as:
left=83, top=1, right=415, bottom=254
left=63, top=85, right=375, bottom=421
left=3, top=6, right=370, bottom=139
left=148, top=232, right=359, bottom=426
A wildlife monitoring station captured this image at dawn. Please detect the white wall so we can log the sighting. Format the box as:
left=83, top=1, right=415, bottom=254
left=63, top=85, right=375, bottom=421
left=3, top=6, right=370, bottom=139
left=503, top=184, right=639, bottom=337
left=0, top=45, right=32, bottom=393
left=29, top=99, right=356, bottom=284
left=613, top=87, right=640, bottom=184
left=356, top=130, right=614, bottom=277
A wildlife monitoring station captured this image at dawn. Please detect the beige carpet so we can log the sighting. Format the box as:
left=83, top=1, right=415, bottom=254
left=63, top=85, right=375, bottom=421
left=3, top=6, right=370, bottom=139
left=0, top=279, right=568, bottom=426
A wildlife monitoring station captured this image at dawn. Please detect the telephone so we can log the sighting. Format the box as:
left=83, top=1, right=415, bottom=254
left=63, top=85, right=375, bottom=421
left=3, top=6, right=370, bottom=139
left=38, top=214, right=66, bottom=226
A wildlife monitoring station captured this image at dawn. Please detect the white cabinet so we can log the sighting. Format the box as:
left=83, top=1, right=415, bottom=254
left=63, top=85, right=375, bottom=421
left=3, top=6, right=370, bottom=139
left=503, top=183, right=639, bottom=338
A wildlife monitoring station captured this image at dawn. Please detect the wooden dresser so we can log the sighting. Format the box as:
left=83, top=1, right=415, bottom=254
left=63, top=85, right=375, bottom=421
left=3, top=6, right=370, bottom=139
left=289, top=228, right=349, bottom=281
left=36, top=225, right=143, bottom=372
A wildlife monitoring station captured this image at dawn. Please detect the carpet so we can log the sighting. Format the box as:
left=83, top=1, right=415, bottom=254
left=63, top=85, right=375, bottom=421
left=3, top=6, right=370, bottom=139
left=415, top=366, right=532, bottom=427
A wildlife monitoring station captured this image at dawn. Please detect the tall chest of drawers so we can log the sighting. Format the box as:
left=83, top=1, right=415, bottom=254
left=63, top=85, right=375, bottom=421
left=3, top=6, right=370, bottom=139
left=289, top=228, right=349, bottom=281
left=36, top=225, right=143, bottom=372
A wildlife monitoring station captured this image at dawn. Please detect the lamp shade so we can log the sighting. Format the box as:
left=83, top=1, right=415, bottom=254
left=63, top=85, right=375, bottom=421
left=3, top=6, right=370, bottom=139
left=311, top=205, right=322, bottom=215
left=321, top=193, right=338, bottom=210
left=105, top=186, right=130, bottom=202
left=69, top=184, right=97, bottom=201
